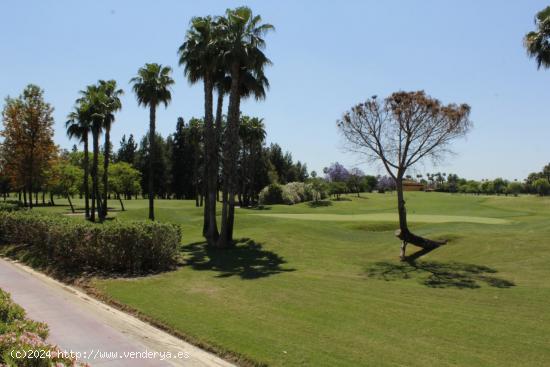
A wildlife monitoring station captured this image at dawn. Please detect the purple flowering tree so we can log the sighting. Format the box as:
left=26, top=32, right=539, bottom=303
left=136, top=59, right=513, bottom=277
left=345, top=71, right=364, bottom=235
left=324, top=162, right=349, bottom=182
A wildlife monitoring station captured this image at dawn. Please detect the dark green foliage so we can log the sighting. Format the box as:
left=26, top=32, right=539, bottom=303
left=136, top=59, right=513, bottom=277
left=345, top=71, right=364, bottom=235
left=136, top=133, right=172, bottom=199
left=116, top=134, right=138, bottom=165
left=329, top=181, right=347, bottom=199
left=524, top=6, right=550, bottom=69
left=258, top=183, right=284, bottom=204
left=169, top=117, right=203, bottom=200
left=266, top=143, right=308, bottom=184
left=0, top=211, right=181, bottom=273
left=0, top=200, right=23, bottom=212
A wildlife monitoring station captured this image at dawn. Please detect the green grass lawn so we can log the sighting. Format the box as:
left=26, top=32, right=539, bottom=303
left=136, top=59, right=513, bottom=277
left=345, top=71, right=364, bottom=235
left=34, top=193, right=550, bottom=366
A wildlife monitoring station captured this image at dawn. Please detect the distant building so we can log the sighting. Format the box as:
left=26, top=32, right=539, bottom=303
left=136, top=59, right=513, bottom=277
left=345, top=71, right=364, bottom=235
left=403, top=180, right=425, bottom=191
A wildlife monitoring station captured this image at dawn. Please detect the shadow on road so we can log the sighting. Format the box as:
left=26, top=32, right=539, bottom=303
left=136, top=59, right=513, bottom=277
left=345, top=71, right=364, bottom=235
left=182, top=238, right=295, bottom=280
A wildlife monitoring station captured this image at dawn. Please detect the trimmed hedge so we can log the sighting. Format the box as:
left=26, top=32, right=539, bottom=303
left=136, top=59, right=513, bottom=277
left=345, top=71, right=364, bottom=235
left=0, top=211, right=181, bottom=273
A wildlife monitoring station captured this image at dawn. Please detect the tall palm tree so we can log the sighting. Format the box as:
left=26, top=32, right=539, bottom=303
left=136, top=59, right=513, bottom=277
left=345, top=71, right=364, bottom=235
left=66, top=102, right=91, bottom=218
left=179, top=16, right=223, bottom=244
left=98, top=80, right=123, bottom=220
left=216, top=7, right=273, bottom=247
left=525, top=6, right=550, bottom=69
left=78, top=84, right=106, bottom=222
left=130, top=63, right=174, bottom=221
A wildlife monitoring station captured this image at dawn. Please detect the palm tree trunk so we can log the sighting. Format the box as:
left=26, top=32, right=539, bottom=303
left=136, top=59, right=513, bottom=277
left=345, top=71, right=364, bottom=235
left=90, top=129, right=99, bottom=222
left=101, top=126, right=110, bottom=220
left=203, top=75, right=219, bottom=245
left=83, top=135, right=90, bottom=218
left=148, top=104, right=156, bottom=221
left=218, top=62, right=241, bottom=248
left=215, top=87, right=224, bottom=201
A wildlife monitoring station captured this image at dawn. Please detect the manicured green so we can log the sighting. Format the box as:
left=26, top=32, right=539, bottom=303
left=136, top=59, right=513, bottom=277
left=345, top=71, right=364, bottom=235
left=249, top=212, right=511, bottom=224
left=32, top=193, right=550, bottom=366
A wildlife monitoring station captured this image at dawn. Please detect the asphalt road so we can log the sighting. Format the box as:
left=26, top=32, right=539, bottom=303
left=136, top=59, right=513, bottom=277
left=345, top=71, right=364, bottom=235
left=0, top=257, right=234, bottom=367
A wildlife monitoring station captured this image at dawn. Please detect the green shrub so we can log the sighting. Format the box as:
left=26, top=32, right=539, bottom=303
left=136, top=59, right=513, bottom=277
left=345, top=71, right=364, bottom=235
left=260, top=182, right=322, bottom=205
left=533, top=178, right=550, bottom=196
left=0, top=201, right=23, bottom=212
left=283, top=183, right=302, bottom=204
left=0, top=288, right=83, bottom=367
left=0, top=289, right=25, bottom=325
left=0, top=211, right=181, bottom=273
left=259, top=183, right=285, bottom=205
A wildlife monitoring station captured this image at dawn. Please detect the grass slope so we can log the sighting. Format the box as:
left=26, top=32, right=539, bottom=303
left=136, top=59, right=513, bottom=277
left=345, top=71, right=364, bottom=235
left=32, top=193, right=550, bottom=366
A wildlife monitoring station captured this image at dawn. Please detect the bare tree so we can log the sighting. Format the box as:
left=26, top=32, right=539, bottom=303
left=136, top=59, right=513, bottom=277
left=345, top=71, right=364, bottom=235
left=337, top=91, right=472, bottom=259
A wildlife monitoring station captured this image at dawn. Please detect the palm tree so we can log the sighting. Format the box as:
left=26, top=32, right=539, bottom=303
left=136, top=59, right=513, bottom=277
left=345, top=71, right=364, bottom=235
left=98, top=80, right=123, bottom=220
left=179, top=16, right=223, bottom=244
left=130, top=63, right=174, bottom=221
left=216, top=7, right=273, bottom=247
left=66, top=102, right=91, bottom=218
left=525, top=6, right=550, bottom=69
left=78, top=84, right=106, bottom=222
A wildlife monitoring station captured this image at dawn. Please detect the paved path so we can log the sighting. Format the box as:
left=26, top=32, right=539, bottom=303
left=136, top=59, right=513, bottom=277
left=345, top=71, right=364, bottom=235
left=0, top=258, right=235, bottom=367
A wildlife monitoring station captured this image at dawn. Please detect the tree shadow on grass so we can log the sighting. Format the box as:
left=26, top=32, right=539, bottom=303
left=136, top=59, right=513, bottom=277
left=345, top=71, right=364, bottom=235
left=332, top=197, right=352, bottom=202
left=181, top=238, right=295, bottom=280
left=240, top=205, right=272, bottom=211
left=366, top=248, right=515, bottom=289
left=307, top=200, right=333, bottom=208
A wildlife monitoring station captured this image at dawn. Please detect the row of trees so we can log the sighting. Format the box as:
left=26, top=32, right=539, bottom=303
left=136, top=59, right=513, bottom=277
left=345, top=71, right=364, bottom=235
left=60, top=5, right=275, bottom=248
left=0, top=85, right=57, bottom=208
left=110, top=117, right=308, bottom=206
left=178, top=7, right=274, bottom=247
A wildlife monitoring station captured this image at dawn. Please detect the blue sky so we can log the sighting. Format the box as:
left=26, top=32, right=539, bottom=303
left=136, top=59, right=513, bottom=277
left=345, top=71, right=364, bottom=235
left=1, top=1, right=549, bottom=180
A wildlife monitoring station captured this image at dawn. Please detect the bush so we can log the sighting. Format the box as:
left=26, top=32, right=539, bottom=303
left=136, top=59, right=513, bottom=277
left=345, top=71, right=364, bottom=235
left=533, top=178, right=550, bottom=196
left=259, top=182, right=322, bottom=205
left=506, top=182, right=523, bottom=196
left=0, top=200, right=23, bottom=212
left=259, top=184, right=284, bottom=205
left=329, top=181, right=347, bottom=199
left=0, top=288, right=85, bottom=367
left=0, top=211, right=181, bottom=273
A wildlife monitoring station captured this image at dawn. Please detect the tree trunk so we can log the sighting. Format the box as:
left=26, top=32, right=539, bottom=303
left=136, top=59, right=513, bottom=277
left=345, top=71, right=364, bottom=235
left=395, top=176, right=446, bottom=259
left=83, top=135, right=90, bottom=218
left=90, top=129, right=99, bottom=222
left=67, top=194, right=75, bottom=214
left=217, top=62, right=241, bottom=248
left=202, top=75, right=219, bottom=245
left=215, top=88, right=224, bottom=205
left=117, top=193, right=125, bottom=211
left=148, top=104, right=156, bottom=221
left=101, top=126, right=110, bottom=220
